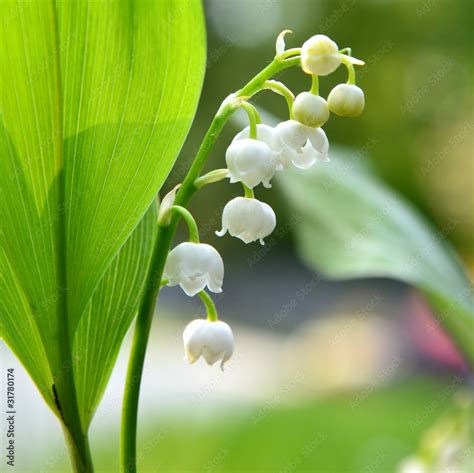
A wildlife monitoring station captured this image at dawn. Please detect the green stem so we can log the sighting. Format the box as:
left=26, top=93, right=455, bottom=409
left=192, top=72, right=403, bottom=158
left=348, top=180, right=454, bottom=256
left=120, top=225, right=175, bottom=473
left=240, top=101, right=259, bottom=138
left=279, top=47, right=301, bottom=59
left=198, top=291, right=218, bottom=322
left=62, top=423, right=94, bottom=473
left=310, top=74, right=319, bottom=95
left=171, top=206, right=199, bottom=243
left=340, top=55, right=356, bottom=85
left=120, top=54, right=302, bottom=473
left=236, top=56, right=301, bottom=98
left=263, top=80, right=294, bottom=119
left=54, top=344, right=94, bottom=472
left=243, top=183, right=254, bottom=198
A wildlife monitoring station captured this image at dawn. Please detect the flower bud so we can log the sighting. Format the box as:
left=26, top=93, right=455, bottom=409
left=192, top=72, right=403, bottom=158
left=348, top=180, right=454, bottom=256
left=292, top=92, right=329, bottom=128
left=226, top=138, right=276, bottom=189
left=216, top=197, right=276, bottom=245
left=183, top=319, right=234, bottom=369
left=327, top=84, right=365, bottom=117
left=164, top=242, right=224, bottom=297
left=301, top=35, right=341, bottom=76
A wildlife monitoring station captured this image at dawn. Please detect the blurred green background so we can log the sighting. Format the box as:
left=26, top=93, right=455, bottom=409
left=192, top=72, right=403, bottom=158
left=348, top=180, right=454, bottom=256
left=23, top=0, right=473, bottom=471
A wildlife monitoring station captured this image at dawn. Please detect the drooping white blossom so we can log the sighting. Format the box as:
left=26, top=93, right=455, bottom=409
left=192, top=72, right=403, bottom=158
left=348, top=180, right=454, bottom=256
left=292, top=92, right=330, bottom=128
left=216, top=197, right=276, bottom=245
left=271, top=120, right=329, bottom=170
left=301, top=35, right=341, bottom=76
left=164, top=242, right=224, bottom=297
left=327, top=83, right=365, bottom=117
left=183, top=319, right=234, bottom=369
left=226, top=137, right=276, bottom=189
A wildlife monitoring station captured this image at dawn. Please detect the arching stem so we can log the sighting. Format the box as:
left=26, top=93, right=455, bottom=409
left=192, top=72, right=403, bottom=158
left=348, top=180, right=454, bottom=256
left=198, top=291, right=218, bottom=322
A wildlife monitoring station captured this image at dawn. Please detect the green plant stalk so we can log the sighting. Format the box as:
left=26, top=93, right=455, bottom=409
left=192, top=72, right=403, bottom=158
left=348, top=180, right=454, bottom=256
left=51, top=4, right=93, bottom=471
left=171, top=206, right=200, bottom=243
left=120, top=55, right=301, bottom=473
left=198, top=291, right=218, bottom=322
left=310, top=74, right=319, bottom=95
left=61, top=422, right=93, bottom=473
left=243, top=183, right=254, bottom=199
left=263, top=80, right=295, bottom=118
left=340, top=55, right=356, bottom=85
left=241, top=101, right=259, bottom=138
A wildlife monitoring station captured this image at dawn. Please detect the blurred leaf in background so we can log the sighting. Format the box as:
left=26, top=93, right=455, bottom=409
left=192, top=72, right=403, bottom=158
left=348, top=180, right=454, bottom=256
left=277, top=150, right=474, bottom=365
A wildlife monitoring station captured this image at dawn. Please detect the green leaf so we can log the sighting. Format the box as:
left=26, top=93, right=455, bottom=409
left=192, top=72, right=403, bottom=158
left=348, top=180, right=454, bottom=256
left=1, top=1, right=66, bottom=416
left=59, top=0, right=205, bottom=331
left=277, top=150, right=474, bottom=365
left=0, top=0, right=205, bottom=452
left=0, top=246, right=56, bottom=411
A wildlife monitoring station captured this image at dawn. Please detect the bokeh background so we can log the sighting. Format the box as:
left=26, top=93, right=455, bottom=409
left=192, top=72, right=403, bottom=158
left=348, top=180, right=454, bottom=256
left=2, top=0, right=473, bottom=471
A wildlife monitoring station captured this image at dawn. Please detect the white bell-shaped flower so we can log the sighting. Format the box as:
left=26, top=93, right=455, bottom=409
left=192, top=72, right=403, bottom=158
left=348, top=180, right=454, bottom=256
left=226, top=137, right=276, bottom=189
left=216, top=197, right=276, bottom=245
left=164, top=242, right=224, bottom=297
left=301, top=34, right=341, bottom=76
left=292, top=92, right=330, bottom=128
left=183, top=319, right=234, bottom=369
left=327, top=84, right=365, bottom=117
left=271, top=120, right=329, bottom=170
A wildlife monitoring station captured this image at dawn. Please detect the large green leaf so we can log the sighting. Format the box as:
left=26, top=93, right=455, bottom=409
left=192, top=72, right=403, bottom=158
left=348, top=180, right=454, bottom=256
left=59, top=0, right=205, bottom=331
left=277, top=150, right=474, bottom=366
left=0, top=0, right=205, bottom=442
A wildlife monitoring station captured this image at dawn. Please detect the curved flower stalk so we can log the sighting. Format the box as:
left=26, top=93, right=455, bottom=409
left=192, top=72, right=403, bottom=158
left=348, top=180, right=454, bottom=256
left=121, top=29, right=366, bottom=472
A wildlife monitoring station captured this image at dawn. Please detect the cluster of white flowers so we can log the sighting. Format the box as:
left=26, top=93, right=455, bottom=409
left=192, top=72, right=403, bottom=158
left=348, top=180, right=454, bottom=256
left=161, top=32, right=365, bottom=370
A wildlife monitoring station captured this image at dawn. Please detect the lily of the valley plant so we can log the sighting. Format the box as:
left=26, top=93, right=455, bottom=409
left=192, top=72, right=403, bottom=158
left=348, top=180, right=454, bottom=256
left=1, top=1, right=371, bottom=470
left=3, top=2, right=474, bottom=472
left=122, top=31, right=366, bottom=472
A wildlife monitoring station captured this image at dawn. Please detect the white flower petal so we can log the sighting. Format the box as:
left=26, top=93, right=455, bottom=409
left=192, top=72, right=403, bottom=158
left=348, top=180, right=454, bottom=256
left=306, top=126, right=329, bottom=157
left=341, top=54, right=365, bottom=66
left=183, top=319, right=207, bottom=363
left=272, top=120, right=330, bottom=169
left=164, top=243, right=224, bottom=297
left=183, top=319, right=234, bottom=369
left=291, top=141, right=318, bottom=170
left=276, top=29, right=292, bottom=55
left=226, top=138, right=276, bottom=189
left=217, top=197, right=276, bottom=244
